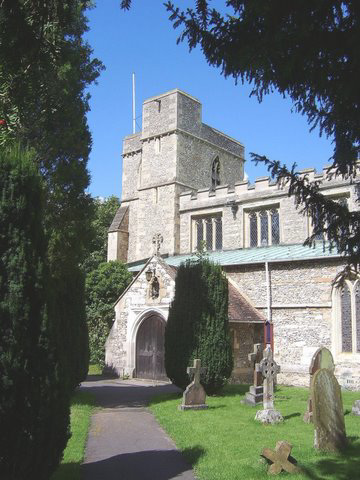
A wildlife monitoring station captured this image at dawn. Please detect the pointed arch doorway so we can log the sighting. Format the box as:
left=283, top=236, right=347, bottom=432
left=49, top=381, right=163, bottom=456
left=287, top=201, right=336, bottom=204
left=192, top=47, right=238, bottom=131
left=135, top=314, right=167, bottom=380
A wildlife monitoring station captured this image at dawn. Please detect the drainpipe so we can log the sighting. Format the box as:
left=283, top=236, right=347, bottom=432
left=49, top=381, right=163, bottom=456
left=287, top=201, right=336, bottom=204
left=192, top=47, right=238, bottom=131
left=264, top=261, right=273, bottom=349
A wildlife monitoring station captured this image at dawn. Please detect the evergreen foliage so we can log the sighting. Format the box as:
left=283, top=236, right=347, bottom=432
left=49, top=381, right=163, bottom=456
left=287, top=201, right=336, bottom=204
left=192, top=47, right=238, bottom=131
left=85, top=261, right=132, bottom=367
left=83, top=196, right=121, bottom=274
left=165, top=259, right=233, bottom=395
left=0, top=1, right=104, bottom=391
left=0, top=145, right=70, bottom=479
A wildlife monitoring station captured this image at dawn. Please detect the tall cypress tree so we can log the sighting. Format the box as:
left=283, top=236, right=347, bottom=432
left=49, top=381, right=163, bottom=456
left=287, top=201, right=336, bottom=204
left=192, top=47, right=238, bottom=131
left=0, top=145, right=69, bottom=479
left=165, top=259, right=233, bottom=394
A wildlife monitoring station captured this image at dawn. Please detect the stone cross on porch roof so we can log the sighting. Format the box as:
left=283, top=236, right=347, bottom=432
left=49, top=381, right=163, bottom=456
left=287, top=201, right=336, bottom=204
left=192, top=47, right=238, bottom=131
left=187, top=359, right=206, bottom=387
left=152, top=233, right=163, bottom=256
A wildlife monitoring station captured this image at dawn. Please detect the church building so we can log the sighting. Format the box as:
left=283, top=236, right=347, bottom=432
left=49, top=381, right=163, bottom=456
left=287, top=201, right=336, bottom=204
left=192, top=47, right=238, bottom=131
left=106, top=89, right=360, bottom=390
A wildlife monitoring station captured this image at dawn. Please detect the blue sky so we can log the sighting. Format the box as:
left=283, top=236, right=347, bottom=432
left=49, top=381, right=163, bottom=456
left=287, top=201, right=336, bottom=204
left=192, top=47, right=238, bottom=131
left=85, top=1, right=334, bottom=199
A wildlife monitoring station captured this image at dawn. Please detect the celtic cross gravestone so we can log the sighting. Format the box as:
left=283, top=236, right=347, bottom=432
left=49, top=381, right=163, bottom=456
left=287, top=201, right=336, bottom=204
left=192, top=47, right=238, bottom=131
left=255, top=345, right=283, bottom=424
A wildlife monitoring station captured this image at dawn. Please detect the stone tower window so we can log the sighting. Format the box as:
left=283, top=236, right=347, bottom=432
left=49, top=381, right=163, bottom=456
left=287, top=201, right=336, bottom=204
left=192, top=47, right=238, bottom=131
left=211, top=157, right=220, bottom=190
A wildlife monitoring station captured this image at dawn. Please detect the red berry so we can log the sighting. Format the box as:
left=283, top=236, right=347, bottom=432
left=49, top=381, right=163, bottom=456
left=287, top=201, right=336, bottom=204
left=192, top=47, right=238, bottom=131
left=0, top=119, right=6, bottom=126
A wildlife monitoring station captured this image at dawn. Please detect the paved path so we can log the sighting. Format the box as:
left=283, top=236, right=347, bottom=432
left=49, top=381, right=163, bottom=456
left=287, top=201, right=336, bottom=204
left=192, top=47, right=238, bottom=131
left=81, top=376, right=197, bottom=480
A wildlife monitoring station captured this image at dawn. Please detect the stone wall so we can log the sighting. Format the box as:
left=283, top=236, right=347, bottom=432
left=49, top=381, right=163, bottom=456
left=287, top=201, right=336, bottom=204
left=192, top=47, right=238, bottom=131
left=229, top=322, right=264, bottom=384
left=225, top=258, right=360, bottom=389
left=177, top=132, right=243, bottom=191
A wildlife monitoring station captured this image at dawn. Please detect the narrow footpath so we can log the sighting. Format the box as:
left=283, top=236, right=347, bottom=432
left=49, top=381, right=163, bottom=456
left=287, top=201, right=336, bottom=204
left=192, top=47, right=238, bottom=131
left=81, top=377, right=197, bottom=480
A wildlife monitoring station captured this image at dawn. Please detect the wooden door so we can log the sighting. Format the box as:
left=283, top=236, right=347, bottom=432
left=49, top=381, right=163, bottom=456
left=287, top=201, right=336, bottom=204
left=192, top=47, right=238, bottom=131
left=136, top=315, right=167, bottom=380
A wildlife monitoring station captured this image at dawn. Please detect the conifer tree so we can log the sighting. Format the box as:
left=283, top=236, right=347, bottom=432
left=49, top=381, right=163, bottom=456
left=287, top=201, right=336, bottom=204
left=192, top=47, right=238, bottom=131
left=0, top=145, right=70, bottom=479
left=165, top=259, right=233, bottom=394
left=0, top=0, right=104, bottom=391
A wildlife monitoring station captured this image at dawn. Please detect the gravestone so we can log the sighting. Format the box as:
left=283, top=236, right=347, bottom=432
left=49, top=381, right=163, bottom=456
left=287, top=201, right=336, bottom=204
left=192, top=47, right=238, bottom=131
left=312, top=368, right=347, bottom=452
left=352, top=400, right=360, bottom=416
left=244, top=343, right=263, bottom=406
left=179, top=359, right=208, bottom=410
left=261, top=441, right=300, bottom=475
left=254, top=345, right=283, bottom=424
left=304, top=347, right=335, bottom=423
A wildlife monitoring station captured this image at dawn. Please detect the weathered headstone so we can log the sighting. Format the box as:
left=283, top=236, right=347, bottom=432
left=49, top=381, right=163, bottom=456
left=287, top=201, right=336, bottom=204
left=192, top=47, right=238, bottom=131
left=261, top=441, right=300, bottom=475
left=178, top=359, right=208, bottom=410
left=304, top=347, right=335, bottom=423
left=352, top=400, right=360, bottom=416
left=312, top=368, right=347, bottom=452
left=244, top=343, right=263, bottom=406
left=254, top=345, right=283, bottom=424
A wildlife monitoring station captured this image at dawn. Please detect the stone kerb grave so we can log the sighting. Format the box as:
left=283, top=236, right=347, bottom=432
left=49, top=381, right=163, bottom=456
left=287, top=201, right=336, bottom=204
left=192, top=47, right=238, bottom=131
left=179, top=359, right=209, bottom=411
left=304, top=347, right=335, bottom=423
left=254, top=345, right=283, bottom=424
left=244, top=343, right=263, bottom=406
left=312, top=368, right=347, bottom=452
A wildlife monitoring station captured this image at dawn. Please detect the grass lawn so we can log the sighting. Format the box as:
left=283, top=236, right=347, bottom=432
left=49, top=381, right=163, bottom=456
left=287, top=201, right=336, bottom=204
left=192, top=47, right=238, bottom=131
left=51, top=388, right=97, bottom=479
left=149, top=385, right=360, bottom=480
left=87, top=363, right=102, bottom=376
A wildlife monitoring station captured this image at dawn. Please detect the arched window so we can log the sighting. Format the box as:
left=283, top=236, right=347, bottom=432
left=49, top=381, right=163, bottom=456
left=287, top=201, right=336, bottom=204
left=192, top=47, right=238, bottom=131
left=211, top=157, right=220, bottom=190
left=341, top=283, right=352, bottom=352
left=335, top=279, right=360, bottom=354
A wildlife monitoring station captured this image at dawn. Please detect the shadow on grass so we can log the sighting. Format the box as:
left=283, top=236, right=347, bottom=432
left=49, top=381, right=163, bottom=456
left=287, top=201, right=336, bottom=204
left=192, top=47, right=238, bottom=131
left=81, top=446, right=205, bottom=480
left=219, top=384, right=250, bottom=397
left=51, top=462, right=80, bottom=480
left=301, top=437, right=360, bottom=480
left=283, top=412, right=301, bottom=420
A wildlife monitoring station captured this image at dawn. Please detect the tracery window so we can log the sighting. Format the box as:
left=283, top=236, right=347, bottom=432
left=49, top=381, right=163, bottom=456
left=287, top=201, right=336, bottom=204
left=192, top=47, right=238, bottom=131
left=310, top=195, right=349, bottom=240
left=247, top=207, right=280, bottom=247
left=193, top=215, right=222, bottom=251
left=335, top=279, right=360, bottom=354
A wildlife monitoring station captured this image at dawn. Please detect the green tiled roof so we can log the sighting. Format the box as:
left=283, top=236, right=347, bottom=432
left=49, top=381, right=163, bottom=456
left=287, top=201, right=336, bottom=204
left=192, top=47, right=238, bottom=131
left=127, top=242, right=342, bottom=272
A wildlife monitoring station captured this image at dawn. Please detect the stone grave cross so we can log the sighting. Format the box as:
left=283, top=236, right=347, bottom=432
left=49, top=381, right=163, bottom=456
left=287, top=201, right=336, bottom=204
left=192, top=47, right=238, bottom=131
left=256, top=345, right=280, bottom=409
left=187, top=359, right=206, bottom=386
left=249, top=343, right=263, bottom=388
left=244, top=343, right=263, bottom=406
left=179, top=359, right=208, bottom=411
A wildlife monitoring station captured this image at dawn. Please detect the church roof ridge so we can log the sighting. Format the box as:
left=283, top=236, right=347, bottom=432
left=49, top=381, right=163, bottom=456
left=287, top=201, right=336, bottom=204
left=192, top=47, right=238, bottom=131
left=127, top=242, right=342, bottom=272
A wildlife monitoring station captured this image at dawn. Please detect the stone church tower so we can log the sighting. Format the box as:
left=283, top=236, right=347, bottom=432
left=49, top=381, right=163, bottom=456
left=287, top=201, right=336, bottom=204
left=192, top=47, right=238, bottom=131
left=107, top=89, right=244, bottom=263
